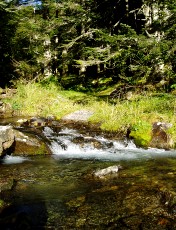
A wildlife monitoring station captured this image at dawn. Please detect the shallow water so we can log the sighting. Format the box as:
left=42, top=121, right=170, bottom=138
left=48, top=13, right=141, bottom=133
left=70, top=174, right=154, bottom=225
left=0, top=126, right=176, bottom=229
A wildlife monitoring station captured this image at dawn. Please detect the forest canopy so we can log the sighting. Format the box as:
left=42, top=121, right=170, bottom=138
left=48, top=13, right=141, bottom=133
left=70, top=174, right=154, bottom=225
left=0, top=0, right=176, bottom=92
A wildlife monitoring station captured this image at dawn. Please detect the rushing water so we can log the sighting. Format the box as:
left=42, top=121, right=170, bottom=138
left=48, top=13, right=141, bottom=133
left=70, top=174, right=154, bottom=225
left=0, top=126, right=176, bottom=229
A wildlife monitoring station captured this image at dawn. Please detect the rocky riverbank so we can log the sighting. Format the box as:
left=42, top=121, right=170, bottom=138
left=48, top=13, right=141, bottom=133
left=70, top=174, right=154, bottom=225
left=0, top=86, right=175, bottom=153
left=0, top=115, right=175, bottom=158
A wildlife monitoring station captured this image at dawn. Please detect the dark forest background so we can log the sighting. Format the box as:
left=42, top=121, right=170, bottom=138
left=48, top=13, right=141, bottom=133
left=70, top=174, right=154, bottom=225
left=1, top=0, right=176, bottom=92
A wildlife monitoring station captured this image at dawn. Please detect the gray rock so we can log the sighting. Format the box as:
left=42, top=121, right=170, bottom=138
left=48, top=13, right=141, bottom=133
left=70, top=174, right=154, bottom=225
left=0, top=126, right=15, bottom=156
left=62, top=110, right=94, bottom=122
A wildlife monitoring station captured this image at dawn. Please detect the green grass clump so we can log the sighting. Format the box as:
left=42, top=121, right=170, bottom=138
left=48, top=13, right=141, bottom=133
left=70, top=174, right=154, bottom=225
left=129, top=121, right=152, bottom=148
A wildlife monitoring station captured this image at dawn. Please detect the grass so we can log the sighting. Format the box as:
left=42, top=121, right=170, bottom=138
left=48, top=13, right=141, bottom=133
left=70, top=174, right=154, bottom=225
left=6, top=82, right=83, bottom=119
left=4, top=82, right=176, bottom=147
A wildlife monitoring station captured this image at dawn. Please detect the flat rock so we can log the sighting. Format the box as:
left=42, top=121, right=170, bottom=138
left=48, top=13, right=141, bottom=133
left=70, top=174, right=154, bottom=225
left=62, top=110, right=94, bottom=122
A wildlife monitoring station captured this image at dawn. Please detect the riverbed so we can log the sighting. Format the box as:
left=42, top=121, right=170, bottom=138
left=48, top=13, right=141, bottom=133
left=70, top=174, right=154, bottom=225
left=0, top=124, right=176, bottom=229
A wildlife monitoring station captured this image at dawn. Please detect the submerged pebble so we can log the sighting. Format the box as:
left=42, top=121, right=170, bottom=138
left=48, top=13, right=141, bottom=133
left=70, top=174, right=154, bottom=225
left=93, top=165, right=123, bottom=178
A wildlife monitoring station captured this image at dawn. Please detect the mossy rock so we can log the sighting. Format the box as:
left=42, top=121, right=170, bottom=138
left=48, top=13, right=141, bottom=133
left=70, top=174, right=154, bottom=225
left=13, top=140, right=50, bottom=156
left=12, top=130, right=51, bottom=156
left=130, top=121, right=175, bottom=149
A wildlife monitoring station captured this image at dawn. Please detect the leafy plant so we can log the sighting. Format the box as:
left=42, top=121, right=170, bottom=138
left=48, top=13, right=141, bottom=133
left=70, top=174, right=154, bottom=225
left=12, top=101, right=21, bottom=110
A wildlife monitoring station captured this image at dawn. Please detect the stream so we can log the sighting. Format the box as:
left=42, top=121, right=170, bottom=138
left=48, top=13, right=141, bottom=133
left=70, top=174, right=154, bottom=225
left=0, top=124, right=176, bottom=229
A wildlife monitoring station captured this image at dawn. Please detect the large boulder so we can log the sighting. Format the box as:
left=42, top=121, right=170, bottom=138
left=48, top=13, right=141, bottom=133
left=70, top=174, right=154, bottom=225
left=0, top=126, right=15, bottom=156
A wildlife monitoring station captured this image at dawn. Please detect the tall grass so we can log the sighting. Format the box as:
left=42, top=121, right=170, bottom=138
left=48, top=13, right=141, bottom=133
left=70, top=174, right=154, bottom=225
left=89, top=94, right=176, bottom=131
left=6, top=82, right=82, bottom=118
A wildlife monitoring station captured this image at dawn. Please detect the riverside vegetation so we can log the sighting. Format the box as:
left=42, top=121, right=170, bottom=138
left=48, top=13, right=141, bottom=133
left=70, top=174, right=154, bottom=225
left=2, top=81, right=176, bottom=149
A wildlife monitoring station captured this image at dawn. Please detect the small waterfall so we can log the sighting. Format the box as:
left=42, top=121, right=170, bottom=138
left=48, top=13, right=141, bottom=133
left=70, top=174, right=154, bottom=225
left=43, top=127, right=176, bottom=161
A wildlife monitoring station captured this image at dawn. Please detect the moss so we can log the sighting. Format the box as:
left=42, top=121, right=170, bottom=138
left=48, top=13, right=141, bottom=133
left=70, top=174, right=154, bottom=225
left=35, top=143, right=49, bottom=155
left=13, top=140, right=50, bottom=156
left=130, top=121, right=152, bottom=148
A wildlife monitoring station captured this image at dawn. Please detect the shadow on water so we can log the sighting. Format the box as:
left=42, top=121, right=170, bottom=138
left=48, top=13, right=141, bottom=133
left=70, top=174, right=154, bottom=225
left=0, top=201, right=47, bottom=229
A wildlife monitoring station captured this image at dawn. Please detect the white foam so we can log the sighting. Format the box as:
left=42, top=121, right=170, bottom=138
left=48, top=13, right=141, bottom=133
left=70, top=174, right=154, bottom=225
left=2, top=155, right=28, bottom=165
left=43, top=127, right=176, bottom=161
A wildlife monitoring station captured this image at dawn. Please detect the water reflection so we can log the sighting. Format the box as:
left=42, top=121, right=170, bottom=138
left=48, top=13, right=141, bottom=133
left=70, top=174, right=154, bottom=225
left=0, top=156, right=175, bottom=229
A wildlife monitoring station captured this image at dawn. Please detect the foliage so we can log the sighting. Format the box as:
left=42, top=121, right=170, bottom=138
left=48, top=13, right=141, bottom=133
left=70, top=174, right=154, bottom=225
left=0, top=0, right=176, bottom=91
left=0, top=0, right=17, bottom=86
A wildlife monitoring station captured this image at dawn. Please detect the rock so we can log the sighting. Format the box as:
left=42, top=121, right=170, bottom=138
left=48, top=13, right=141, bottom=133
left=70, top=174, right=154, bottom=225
left=84, top=137, right=104, bottom=149
left=0, top=178, right=16, bottom=192
left=0, top=126, right=15, bottom=156
left=93, top=165, right=123, bottom=178
left=110, top=85, right=134, bottom=100
left=26, top=115, right=56, bottom=127
left=16, top=119, right=28, bottom=125
left=46, top=115, right=56, bottom=122
left=72, top=135, right=114, bottom=149
left=16, top=116, right=57, bottom=128
left=125, top=91, right=133, bottom=100
left=12, top=130, right=51, bottom=156
left=62, top=110, right=94, bottom=122
left=0, top=102, right=13, bottom=118
left=150, top=122, right=174, bottom=149
left=29, top=117, right=47, bottom=127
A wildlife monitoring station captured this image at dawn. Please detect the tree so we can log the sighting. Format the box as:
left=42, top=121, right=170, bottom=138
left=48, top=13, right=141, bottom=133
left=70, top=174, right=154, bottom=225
left=0, top=0, right=17, bottom=87
left=2, top=0, right=176, bottom=92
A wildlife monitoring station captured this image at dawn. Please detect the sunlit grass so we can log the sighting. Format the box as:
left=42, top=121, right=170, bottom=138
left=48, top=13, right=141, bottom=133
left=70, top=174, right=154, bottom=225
left=6, top=82, right=82, bottom=118
left=88, top=95, right=176, bottom=131
left=6, top=83, right=176, bottom=123
left=5, top=82, right=176, bottom=145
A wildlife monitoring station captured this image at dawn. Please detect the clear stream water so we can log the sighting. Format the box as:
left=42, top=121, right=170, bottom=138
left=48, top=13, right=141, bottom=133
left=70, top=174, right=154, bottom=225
left=0, top=126, right=176, bottom=229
